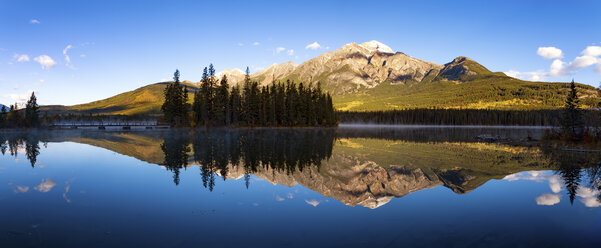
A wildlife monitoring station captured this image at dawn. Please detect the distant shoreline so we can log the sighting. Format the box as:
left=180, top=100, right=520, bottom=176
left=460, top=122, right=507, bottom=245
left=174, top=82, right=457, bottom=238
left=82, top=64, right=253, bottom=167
left=338, top=123, right=555, bottom=129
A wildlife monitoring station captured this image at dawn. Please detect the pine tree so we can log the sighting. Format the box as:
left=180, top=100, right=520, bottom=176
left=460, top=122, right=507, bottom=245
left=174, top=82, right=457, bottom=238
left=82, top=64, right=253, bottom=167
left=25, top=92, right=40, bottom=127
left=0, top=105, right=7, bottom=128
left=215, top=75, right=230, bottom=126
left=562, top=80, right=584, bottom=138
left=161, top=69, right=188, bottom=127
left=200, top=67, right=212, bottom=126
left=229, top=85, right=241, bottom=126
left=241, top=67, right=252, bottom=125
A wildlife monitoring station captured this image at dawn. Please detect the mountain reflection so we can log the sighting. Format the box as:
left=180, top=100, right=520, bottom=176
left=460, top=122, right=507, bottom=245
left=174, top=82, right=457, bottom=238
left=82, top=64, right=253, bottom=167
left=1, top=129, right=600, bottom=208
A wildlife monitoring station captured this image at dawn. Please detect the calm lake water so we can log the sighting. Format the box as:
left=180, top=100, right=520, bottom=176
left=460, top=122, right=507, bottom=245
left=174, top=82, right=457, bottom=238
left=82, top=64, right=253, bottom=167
left=1, top=127, right=600, bottom=247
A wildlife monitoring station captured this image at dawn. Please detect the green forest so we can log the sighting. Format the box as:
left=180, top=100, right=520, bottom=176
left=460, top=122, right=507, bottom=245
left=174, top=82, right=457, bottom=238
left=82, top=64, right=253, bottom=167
left=161, top=65, right=338, bottom=127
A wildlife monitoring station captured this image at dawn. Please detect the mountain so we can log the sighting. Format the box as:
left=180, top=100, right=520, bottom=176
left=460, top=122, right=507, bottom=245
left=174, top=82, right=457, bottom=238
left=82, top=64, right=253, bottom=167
left=41, top=40, right=600, bottom=115
left=0, top=104, right=7, bottom=111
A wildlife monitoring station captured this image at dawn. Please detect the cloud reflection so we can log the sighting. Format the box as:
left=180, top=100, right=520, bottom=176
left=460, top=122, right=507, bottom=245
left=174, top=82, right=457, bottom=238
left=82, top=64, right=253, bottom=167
left=505, top=170, right=600, bottom=207
left=34, top=178, right=57, bottom=193
left=305, top=199, right=320, bottom=207
left=535, top=193, right=561, bottom=206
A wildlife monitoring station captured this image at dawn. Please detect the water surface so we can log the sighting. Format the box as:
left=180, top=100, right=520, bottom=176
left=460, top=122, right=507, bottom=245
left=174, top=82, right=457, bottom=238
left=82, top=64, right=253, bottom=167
left=1, top=127, right=600, bottom=247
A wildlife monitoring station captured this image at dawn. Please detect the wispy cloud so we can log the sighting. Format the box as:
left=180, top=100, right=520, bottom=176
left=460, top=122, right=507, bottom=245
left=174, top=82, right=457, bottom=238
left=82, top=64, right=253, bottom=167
left=287, top=49, right=294, bottom=56
left=13, top=54, right=30, bottom=62
left=238, top=42, right=244, bottom=46
left=33, top=55, right=57, bottom=69
left=305, top=41, right=321, bottom=50
left=275, top=47, right=286, bottom=54
left=30, top=19, right=40, bottom=24
left=253, top=41, right=260, bottom=46
left=63, top=44, right=74, bottom=69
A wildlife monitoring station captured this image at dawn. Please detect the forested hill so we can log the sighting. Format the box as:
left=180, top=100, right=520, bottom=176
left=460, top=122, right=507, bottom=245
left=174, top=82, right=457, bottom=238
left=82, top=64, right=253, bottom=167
left=41, top=82, right=199, bottom=116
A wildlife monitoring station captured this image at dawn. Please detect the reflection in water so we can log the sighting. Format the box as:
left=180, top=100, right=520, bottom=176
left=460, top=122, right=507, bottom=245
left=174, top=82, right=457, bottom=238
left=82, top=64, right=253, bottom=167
left=188, top=129, right=336, bottom=190
left=1, top=129, right=600, bottom=208
left=503, top=147, right=601, bottom=207
left=160, top=132, right=190, bottom=185
left=0, top=132, right=41, bottom=167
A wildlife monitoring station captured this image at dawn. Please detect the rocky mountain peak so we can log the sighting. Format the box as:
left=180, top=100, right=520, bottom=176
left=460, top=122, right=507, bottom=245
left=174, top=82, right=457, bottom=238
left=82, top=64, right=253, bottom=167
left=213, top=41, right=499, bottom=95
left=360, top=40, right=395, bottom=54
left=436, top=56, right=492, bottom=82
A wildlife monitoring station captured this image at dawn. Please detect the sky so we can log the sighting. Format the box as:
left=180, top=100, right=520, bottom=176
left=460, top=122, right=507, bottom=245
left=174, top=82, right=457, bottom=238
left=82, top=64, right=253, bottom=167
left=1, top=0, right=600, bottom=106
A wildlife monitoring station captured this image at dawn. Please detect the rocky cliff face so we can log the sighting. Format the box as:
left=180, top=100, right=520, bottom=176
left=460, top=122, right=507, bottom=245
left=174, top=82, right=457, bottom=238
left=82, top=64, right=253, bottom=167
left=253, top=61, right=298, bottom=86
left=215, top=68, right=246, bottom=85
left=285, top=41, right=442, bottom=94
left=216, top=40, right=497, bottom=95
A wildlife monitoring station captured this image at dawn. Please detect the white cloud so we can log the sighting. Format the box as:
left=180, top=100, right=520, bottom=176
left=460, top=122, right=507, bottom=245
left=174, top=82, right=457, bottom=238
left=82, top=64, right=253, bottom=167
left=3, top=90, right=35, bottom=106
left=275, top=195, right=285, bottom=201
left=80, top=54, right=86, bottom=58
left=238, top=42, right=244, bottom=46
left=34, top=178, right=57, bottom=193
left=287, top=49, right=294, bottom=56
left=30, top=19, right=40, bottom=24
left=13, top=54, right=30, bottom=62
left=549, top=59, right=566, bottom=77
left=33, top=55, right=56, bottom=69
left=571, top=55, right=598, bottom=68
left=504, top=70, right=547, bottom=81
left=305, top=41, right=321, bottom=50
left=582, top=46, right=601, bottom=57
left=536, top=193, right=561, bottom=206
left=537, top=46, right=564, bottom=59
left=510, top=45, right=601, bottom=81
left=63, top=44, right=74, bottom=69
left=252, top=42, right=260, bottom=46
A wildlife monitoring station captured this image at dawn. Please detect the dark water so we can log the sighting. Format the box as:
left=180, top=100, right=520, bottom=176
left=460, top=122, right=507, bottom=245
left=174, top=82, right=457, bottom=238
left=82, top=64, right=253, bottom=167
left=0, top=127, right=600, bottom=247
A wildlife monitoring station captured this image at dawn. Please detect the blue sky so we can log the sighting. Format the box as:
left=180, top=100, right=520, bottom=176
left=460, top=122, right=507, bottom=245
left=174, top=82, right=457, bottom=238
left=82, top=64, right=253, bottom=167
left=1, top=0, right=600, bottom=106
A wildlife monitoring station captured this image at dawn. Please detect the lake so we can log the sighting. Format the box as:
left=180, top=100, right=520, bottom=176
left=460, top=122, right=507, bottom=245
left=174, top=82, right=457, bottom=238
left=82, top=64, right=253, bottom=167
left=1, top=127, right=600, bottom=247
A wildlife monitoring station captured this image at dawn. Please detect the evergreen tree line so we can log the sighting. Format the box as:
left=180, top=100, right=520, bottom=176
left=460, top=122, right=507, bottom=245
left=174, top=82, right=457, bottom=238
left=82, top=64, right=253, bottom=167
left=0, top=92, right=40, bottom=129
left=337, top=109, right=601, bottom=126
left=162, top=66, right=337, bottom=127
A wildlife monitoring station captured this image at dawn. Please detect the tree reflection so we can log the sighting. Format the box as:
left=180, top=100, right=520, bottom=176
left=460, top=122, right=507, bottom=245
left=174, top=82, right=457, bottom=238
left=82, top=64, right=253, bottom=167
left=543, top=145, right=601, bottom=206
left=25, top=134, right=40, bottom=167
left=184, top=129, right=336, bottom=189
left=160, top=133, right=190, bottom=185
left=0, top=133, right=40, bottom=167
